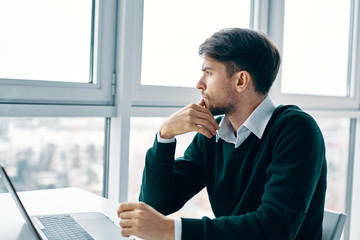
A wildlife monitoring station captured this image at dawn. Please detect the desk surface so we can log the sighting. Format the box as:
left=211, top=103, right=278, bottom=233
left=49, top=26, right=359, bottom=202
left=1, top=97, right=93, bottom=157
left=0, top=187, right=125, bottom=240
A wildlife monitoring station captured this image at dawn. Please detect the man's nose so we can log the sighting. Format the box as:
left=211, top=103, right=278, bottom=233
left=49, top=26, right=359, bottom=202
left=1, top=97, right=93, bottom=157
left=196, top=77, right=206, bottom=90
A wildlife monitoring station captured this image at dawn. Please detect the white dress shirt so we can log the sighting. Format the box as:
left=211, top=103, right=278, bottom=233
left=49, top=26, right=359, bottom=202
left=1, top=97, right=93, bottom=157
left=157, top=95, right=277, bottom=240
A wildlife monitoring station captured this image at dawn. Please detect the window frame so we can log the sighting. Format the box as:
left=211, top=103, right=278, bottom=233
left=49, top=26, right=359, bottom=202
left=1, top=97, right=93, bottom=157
left=0, top=0, right=117, bottom=109
left=268, top=0, right=360, bottom=110
left=2, top=0, right=360, bottom=239
left=129, top=0, right=255, bottom=109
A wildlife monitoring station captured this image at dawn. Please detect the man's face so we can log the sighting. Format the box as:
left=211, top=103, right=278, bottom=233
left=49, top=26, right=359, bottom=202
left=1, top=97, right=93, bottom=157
left=196, top=57, right=237, bottom=116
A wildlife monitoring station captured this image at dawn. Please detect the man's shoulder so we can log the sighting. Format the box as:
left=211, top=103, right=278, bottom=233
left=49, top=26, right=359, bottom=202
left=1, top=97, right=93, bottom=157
left=273, top=105, right=315, bottom=123
left=269, top=105, right=322, bottom=136
left=274, top=105, right=304, bottom=115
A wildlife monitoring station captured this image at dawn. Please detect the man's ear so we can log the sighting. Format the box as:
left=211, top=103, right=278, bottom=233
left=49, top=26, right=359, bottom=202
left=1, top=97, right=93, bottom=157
left=235, top=71, right=251, bottom=92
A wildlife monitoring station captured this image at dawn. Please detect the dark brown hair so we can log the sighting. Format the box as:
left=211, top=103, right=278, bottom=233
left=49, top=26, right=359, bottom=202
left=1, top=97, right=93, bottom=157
left=198, top=28, right=281, bottom=95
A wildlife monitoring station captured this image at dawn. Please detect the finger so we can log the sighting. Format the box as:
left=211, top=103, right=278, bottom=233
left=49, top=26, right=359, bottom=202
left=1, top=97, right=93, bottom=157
left=190, top=111, right=219, bottom=134
left=193, top=125, right=213, bottom=139
left=198, top=98, right=205, bottom=107
left=117, top=202, right=139, bottom=216
left=199, top=110, right=220, bottom=130
left=203, top=115, right=220, bottom=131
left=192, top=118, right=218, bottom=136
left=192, top=102, right=209, bottom=113
left=190, top=104, right=220, bottom=130
left=119, top=211, right=133, bottom=219
left=119, top=219, right=133, bottom=228
left=121, top=228, right=132, bottom=238
left=187, top=103, right=217, bottom=121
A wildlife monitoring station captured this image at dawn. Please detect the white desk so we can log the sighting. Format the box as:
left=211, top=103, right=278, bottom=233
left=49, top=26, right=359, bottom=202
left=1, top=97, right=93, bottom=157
left=0, top=187, right=125, bottom=240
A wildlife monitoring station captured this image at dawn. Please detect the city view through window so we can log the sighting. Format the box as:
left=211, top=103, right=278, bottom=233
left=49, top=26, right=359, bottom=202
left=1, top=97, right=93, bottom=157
left=0, top=118, right=105, bottom=196
left=0, top=115, right=351, bottom=221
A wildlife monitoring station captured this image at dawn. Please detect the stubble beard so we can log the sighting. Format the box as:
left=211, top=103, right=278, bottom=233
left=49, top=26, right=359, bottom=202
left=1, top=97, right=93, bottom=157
left=207, top=100, right=236, bottom=116
left=203, top=87, right=237, bottom=116
left=209, top=105, right=236, bottom=116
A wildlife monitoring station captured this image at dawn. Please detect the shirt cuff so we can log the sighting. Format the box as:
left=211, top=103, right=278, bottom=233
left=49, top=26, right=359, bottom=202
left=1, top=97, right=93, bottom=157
left=157, top=132, right=176, bottom=143
left=174, top=218, right=182, bottom=240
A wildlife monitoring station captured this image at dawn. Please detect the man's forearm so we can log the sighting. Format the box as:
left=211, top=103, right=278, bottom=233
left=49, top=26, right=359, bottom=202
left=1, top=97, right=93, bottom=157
left=139, top=135, right=178, bottom=214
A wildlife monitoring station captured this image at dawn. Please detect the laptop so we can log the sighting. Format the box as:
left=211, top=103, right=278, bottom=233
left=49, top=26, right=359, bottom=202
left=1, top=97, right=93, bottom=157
left=0, top=164, right=135, bottom=240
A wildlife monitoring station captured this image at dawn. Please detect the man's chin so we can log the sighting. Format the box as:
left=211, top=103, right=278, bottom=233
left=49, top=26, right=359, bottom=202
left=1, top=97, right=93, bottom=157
left=209, top=105, right=235, bottom=116
left=209, top=108, right=224, bottom=116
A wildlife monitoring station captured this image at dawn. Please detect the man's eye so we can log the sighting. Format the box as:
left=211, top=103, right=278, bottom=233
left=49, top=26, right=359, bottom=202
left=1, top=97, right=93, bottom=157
left=206, top=71, right=211, bottom=75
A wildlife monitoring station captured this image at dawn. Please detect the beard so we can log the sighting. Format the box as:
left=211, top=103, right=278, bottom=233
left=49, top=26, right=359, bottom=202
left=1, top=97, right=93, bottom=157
left=203, top=87, right=236, bottom=116
left=206, top=98, right=236, bottom=116
left=208, top=104, right=236, bottom=116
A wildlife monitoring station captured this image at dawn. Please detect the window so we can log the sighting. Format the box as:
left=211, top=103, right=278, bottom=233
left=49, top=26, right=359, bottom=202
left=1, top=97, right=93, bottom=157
left=0, top=117, right=105, bottom=196
left=0, top=0, right=117, bottom=197
left=315, top=118, right=351, bottom=213
left=0, top=0, right=116, bottom=106
left=281, top=0, right=351, bottom=97
left=3, top=1, right=359, bottom=239
left=140, top=0, right=251, bottom=88
left=0, top=0, right=93, bottom=83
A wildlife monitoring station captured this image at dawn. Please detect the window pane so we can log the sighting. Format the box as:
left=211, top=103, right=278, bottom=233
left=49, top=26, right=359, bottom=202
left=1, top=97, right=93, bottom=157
left=0, top=118, right=105, bottom=196
left=281, top=0, right=351, bottom=96
left=0, top=0, right=93, bottom=83
left=315, top=118, right=350, bottom=213
left=141, top=0, right=251, bottom=88
left=129, top=117, right=213, bottom=218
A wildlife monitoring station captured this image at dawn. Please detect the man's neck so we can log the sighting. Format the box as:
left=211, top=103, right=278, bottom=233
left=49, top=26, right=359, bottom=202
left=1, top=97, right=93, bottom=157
left=227, top=94, right=266, bottom=132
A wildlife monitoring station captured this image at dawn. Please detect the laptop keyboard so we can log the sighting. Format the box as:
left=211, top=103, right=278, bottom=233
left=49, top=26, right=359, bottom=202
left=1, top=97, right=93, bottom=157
left=37, top=215, right=94, bottom=240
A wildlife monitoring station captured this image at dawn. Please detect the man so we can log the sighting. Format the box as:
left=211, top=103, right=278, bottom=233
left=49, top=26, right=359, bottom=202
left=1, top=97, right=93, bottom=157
left=117, top=28, right=327, bottom=240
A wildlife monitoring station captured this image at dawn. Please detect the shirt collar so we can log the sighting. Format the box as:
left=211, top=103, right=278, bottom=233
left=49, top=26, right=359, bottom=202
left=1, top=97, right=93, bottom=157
left=216, top=95, right=277, bottom=146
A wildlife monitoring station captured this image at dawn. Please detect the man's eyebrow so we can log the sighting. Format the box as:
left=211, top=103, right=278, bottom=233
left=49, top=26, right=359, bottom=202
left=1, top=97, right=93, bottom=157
left=201, top=66, right=213, bottom=71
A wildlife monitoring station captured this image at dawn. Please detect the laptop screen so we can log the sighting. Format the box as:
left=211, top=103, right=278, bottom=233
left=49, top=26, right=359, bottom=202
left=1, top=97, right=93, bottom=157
left=0, top=164, right=41, bottom=239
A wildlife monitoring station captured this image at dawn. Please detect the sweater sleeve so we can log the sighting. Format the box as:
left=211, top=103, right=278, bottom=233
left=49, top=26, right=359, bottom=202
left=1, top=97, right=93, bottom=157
left=181, top=110, right=327, bottom=240
left=139, top=134, right=206, bottom=215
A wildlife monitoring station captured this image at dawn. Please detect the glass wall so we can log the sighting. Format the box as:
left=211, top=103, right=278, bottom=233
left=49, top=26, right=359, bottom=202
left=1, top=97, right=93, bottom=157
left=0, top=118, right=105, bottom=196
left=281, top=0, right=351, bottom=96
left=0, top=0, right=93, bottom=83
left=141, top=0, right=251, bottom=87
left=315, top=118, right=350, bottom=213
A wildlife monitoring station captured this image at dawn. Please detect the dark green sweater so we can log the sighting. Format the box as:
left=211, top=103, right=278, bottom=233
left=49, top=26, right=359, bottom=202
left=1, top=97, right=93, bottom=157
left=139, top=105, right=327, bottom=240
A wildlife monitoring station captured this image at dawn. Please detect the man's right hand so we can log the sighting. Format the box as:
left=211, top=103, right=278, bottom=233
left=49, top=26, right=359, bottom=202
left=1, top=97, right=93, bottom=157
left=159, top=99, right=220, bottom=139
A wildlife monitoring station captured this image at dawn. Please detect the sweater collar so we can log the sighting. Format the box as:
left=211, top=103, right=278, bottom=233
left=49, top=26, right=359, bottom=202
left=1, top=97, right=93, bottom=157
left=216, top=95, right=277, bottom=147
